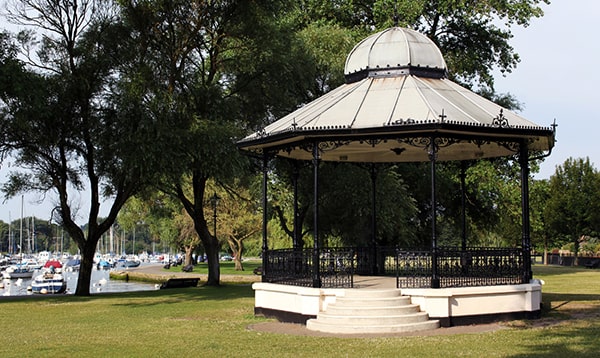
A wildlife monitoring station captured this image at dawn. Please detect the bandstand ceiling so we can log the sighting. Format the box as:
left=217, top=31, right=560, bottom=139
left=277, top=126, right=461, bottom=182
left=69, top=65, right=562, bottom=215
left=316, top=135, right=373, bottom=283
left=237, top=27, right=555, bottom=162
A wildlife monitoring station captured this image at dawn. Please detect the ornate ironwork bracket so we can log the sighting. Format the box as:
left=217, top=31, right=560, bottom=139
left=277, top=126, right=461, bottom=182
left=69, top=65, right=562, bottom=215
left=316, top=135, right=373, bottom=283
left=301, top=140, right=351, bottom=156
left=397, top=136, right=459, bottom=160
left=500, top=138, right=535, bottom=155
left=492, top=109, right=509, bottom=128
left=360, top=139, right=387, bottom=147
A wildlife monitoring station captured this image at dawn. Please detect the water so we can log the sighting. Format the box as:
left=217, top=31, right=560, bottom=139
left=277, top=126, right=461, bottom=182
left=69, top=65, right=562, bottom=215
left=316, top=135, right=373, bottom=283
left=1, top=268, right=158, bottom=296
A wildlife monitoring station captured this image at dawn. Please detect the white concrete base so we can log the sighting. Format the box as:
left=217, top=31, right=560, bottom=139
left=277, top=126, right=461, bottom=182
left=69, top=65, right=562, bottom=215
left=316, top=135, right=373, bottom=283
left=252, top=280, right=542, bottom=326
left=401, top=280, right=543, bottom=326
left=252, top=282, right=345, bottom=323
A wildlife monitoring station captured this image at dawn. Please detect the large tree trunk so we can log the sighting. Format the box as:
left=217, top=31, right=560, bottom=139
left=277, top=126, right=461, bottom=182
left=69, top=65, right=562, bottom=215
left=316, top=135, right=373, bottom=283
left=204, top=237, right=220, bottom=285
left=228, top=238, right=244, bottom=271
left=234, top=251, right=243, bottom=271
left=75, top=233, right=101, bottom=296
left=178, top=174, right=220, bottom=285
left=76, top=247, right=95, bottom=295
left=184, top=246, right=194, bottom=266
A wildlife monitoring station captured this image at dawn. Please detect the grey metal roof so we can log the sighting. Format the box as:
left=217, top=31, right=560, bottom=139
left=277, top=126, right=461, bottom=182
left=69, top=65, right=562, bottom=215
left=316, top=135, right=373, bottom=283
left=238, top=27, right=555, bottom=162
left=345, top=27, right=447, bottom=79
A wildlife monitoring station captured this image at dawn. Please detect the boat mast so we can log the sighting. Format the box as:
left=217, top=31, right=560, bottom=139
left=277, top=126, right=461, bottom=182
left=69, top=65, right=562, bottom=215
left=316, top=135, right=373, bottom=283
left=8, top=211, right=11, bottom=255
left=19, top=195, right=23, bottom=260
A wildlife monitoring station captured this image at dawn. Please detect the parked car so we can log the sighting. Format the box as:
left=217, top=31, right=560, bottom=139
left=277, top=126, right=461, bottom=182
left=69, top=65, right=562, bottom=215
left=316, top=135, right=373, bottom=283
left=220, top=254, right=233, bottom=261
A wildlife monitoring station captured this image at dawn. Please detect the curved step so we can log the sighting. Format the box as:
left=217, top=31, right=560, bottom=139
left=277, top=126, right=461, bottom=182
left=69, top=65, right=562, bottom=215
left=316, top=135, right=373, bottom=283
left=315, top=311, right=430, bottom=325
left=306, top=289, right=439, bottom=334
left=325, top=303, right=421, bottom=316
left=333, top=295, right=411, bottom=307
left=306, top=319, right=440, bottom=334
left=342, top=289, right=401, bottom=298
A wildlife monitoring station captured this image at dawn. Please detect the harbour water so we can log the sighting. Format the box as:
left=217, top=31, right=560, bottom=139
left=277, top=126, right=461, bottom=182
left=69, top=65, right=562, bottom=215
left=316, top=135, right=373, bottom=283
left=1, top=267, right=158, bottom=296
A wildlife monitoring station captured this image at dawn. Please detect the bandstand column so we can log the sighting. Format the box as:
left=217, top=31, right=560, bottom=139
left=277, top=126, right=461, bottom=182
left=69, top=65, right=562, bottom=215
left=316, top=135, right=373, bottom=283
left=519, top=142, right=533, bottom=283
left=460, top=161, right=468, bottom=251
left=312, top=143, right=321, bottom=288
left=429, top=137, right=440, bottom=288
left=370, top=164, right=378, bottom=274
left=292, top=161, right=300, bottom=250
left=261, top=153, right=270, bottom=281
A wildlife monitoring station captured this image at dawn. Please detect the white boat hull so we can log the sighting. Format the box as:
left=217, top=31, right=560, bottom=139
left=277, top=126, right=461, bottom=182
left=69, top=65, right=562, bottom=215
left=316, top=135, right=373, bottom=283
left=31, top=273, right=67, bottom=294
left=2, top=268, right=34, bottom=279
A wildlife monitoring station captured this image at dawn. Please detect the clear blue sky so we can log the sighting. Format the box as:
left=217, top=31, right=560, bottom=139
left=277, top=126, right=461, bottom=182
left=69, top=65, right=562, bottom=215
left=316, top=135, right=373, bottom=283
left=1, top=0, right=596, bottom=223
left=494, top=0, right=600, bottom=179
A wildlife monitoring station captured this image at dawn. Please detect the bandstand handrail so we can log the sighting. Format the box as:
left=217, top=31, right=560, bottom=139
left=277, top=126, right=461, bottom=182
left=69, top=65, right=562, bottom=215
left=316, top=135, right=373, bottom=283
left=262, top=245, right=526, bottom=289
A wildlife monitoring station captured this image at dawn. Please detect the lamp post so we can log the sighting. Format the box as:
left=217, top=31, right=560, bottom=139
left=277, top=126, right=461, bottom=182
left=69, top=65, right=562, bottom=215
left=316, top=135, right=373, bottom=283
left=210, top=193, right=220, bottom=241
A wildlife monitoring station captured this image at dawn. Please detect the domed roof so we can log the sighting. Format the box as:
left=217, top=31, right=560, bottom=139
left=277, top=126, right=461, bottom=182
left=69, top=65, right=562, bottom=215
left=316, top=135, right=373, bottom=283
left=345, top=27, right=447, bottom=83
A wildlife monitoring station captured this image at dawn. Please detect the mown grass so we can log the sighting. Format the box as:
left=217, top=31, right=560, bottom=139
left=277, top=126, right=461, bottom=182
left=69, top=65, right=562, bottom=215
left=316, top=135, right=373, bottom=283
left=162, top=259, right=262, bottom=275
left=0, top=265, right=598, bottom=357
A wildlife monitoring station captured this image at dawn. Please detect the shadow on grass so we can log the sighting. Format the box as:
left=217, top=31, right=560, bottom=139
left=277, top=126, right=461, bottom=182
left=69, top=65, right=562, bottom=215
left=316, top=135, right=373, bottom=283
left=0, top=283, right=255, bottom=306
left=507, top=314, right=600, bottom=357
left=505, top=291, right=600, bottom=357
left=541, top=292, right=600, bottom=318
left=106, top=283, right=256, bottom=307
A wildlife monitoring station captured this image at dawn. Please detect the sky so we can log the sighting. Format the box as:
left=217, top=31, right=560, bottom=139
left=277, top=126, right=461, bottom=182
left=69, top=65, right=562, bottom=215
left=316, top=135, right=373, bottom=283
left=493, top=0, right=600, bottom=178
left=1, top=0, right=598, bottom=224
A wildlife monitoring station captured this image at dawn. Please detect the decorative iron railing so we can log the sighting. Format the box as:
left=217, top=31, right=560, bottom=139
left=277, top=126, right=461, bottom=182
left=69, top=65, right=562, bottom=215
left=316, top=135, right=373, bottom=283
left=262, top=247, right=354, bottom=288
left=262, top=246, right=525, bottom=289
left=396, top=248, right=433, bottom=288
left=262, top=248, right=313, bottom=287
left=319, top=247, right=354, bottom=288
left=436, top=247, right=524, bottom=288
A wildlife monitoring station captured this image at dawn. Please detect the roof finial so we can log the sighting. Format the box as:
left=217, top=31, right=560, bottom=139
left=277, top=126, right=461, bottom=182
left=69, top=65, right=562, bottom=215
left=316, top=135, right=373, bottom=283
left=393, top=2, right=399, bottom=27
left=439, top=109, right=447, bottom=122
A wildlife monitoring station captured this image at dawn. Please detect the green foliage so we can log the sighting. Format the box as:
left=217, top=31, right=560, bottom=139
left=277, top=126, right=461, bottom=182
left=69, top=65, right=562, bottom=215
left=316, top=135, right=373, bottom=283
left=545, top=157, right=600, bottom=257
left=294, top=0, right=550, bottom=91
left=0, top=1, right=180, bottom=294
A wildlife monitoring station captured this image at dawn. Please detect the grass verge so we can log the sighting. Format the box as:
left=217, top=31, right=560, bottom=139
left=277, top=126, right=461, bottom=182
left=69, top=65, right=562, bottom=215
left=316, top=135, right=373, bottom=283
left=0, top=264, right=597, bottom=357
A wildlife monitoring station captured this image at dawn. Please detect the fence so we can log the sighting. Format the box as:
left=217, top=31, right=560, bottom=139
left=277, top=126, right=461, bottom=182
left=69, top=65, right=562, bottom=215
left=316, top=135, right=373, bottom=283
left=263, top=246, right=525, bottom=289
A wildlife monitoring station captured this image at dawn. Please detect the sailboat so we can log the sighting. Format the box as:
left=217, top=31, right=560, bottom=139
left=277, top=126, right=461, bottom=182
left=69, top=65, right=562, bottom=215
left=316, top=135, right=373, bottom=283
left=3, top=196, right=34, bottom=279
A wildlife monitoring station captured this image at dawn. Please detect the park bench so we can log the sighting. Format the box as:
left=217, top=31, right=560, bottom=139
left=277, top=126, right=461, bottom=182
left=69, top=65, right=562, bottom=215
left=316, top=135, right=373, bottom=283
left=159, top=278, right=200, bottom=289
left=583, top=260, right=600, bottom=269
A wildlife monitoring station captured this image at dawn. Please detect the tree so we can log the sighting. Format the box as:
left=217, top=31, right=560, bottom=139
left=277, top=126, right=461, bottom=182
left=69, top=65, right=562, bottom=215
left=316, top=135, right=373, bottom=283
left=529, top=178, right=553, bottom=264
left=545, top=157, right=600, bottom=264
left=211, top=179, right=262, bottom=271
left=117, top=0, right=312, bottom=285
left=0, top=1, right=166, bottom=295
left=295, top=0, right=550, bottom=91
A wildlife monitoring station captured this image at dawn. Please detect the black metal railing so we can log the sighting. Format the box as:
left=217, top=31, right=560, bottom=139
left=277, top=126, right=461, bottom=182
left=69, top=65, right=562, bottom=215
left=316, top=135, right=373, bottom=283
left=263, top=248, right=313, bottom=287
left=319, top=247, right=354, bottom=288
left=437, top=247, right=523, bottom=288
left=262, top=246, right=525, bottom=289
left=396, top=248, right=433, bottom=288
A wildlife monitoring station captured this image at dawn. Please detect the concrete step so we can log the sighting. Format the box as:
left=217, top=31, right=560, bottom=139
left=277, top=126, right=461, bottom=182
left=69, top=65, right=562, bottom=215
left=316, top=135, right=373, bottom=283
left=306, top=319, right=440, bottom=334
left=315, top=311, right=430, bottom=325
left=333, top=295, right=412, bottom=307
left=325, top=303, right=421, bottom=316
left=305, top=289, right=439, bottom=334
left=342, top=289, right=401, bottom=298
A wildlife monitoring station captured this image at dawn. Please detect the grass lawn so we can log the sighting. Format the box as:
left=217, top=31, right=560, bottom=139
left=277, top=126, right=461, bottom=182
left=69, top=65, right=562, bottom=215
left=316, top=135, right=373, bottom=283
left=0, top=265, right=598, bottom=357
left=162, top=259, right=262, bottom=275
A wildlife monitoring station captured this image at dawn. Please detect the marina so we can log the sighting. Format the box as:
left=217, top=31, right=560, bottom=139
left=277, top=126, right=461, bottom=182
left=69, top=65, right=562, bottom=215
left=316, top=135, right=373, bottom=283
left=0, top=264, right=159, bottom=296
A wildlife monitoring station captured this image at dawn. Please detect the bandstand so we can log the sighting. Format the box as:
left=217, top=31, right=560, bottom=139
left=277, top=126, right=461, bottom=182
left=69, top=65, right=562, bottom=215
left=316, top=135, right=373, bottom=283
left=238, top=26, right=555, bottom=332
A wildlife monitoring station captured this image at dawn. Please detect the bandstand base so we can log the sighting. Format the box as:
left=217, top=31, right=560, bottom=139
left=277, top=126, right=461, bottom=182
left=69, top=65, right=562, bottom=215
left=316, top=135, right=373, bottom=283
left=252, top=279, right=542, bottom=327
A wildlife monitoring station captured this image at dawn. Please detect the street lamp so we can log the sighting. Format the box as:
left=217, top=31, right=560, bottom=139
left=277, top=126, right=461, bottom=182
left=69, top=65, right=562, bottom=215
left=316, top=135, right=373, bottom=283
left=209, top=193, right=220, bottom=240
